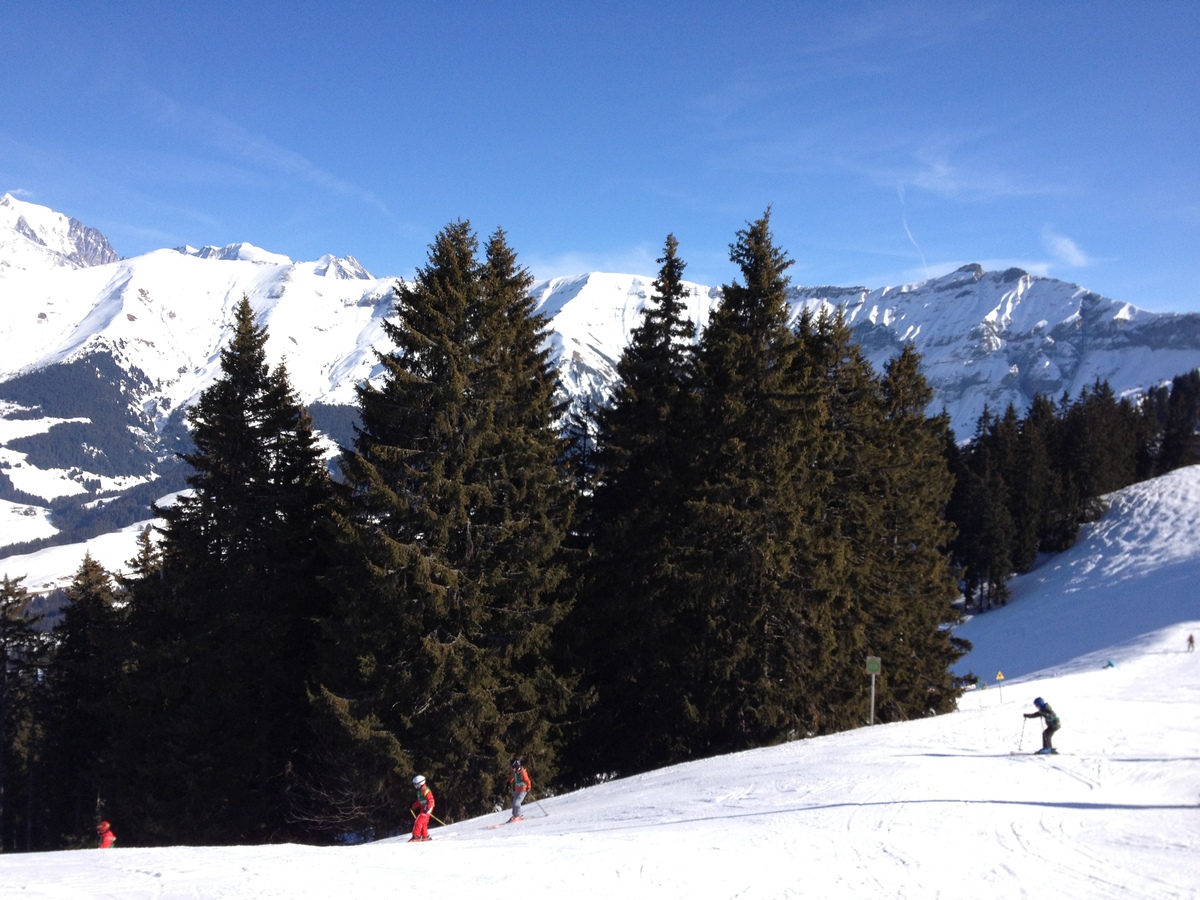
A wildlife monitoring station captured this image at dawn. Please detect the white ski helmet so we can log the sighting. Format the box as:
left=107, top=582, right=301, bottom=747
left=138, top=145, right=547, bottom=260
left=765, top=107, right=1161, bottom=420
left=413, top=774, right=426, bottom=787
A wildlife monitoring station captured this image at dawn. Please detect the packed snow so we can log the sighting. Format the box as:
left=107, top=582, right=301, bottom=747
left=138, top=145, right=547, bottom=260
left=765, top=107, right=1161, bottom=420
left=2, top=470, right=1198, bottom=898
left=0, top=519, right=153, bottom=594
left=954, top=464, right=1200, bottom=682
left=0, top=497, right=57, bottom=547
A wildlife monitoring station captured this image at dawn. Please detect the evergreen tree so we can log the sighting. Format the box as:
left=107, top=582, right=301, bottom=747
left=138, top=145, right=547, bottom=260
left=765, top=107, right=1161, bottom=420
left=989, top=405, right=1042, bottom=571
left=287, top=687, right=412, bottom=843
left=949, top=407, right=1015, bottom=608
left=1021, top=394, right=1076, bottom=554
left=39, top=555, right=124, bottom=848
left=566, top=234, right=701, bottom=778
left=1156, top=370, right=1200, bottom=474
left=868, top=348, right=966, bottom=716
left=790, top=307, right=882, bottom=730
left=114, top=295, right=335, bottom=844
left=672, top=210, right=832, bottom=754
left=1060, top=379, right=1139, bottom=510
left=0, top=575, right=44, bottom=852
left=946, top=380, right=1143, bottom=610
left=796, top=317, right=963, bottom=726
left=323, top=223, right=573, bottom=825
left=567, top=218, right=965, bottom=773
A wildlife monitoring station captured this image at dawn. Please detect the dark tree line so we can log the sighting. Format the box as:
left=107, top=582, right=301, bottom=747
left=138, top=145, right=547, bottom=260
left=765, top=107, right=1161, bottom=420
left=0, top=464, right=192, bottom=560
left=945, top=370, right=1200, bottom=610
left=0, top=353, right=160, bottom=478
left=564, top=218, right=965, bottom=782
left=10, top=214, right=1191, bottom=850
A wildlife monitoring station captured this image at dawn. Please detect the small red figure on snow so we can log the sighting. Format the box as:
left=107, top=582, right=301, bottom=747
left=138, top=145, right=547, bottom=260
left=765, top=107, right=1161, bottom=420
left=96, top=820, right=116, bottom=849
left=410, top=775, right=435, bottom=842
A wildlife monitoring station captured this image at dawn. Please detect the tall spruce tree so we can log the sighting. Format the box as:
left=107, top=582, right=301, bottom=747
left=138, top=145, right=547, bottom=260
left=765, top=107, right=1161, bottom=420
left=114, top=295, right=335, bottom=845
left=566, top=234, right=701, bottom=778
left=672, top=210, right=832, bottom=756
left=323, top=223, right=573, bottom=825
left=39, top=555, right=124, bottom=848
left=792, top=308, right=884, bottom=731
left=868, top=347, right=966, bottom=716
left=0, top=575, right=44, bottom=852
left=1154, top=371, right=1200, bottom=474
left=1060, top=380, right=1140, bottom=509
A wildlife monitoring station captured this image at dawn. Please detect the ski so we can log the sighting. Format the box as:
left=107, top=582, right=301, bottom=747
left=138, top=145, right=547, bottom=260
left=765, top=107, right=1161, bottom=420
left=486, top=818, right=523, bottom=830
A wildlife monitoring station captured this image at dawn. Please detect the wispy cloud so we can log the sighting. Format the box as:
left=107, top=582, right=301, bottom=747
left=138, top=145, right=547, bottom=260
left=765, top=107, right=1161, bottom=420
left=897, top=183, right=931, bottom=280
left=1042, top=226, right=1090, bottom=268
left=138, top=88, right=390, bottom=216
left=893, top=140, right=1067, bottom=201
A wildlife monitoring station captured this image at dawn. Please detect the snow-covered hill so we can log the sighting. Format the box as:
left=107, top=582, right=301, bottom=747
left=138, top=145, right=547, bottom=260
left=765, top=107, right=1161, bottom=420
left=954, top=464, right=1200, bottom=682
left=2, top=468, right=1197, bottom=898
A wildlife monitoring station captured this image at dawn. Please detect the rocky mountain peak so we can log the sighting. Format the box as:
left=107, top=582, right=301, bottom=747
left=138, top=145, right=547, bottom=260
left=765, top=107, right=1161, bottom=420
left=0, top=192, right=118, bottom=271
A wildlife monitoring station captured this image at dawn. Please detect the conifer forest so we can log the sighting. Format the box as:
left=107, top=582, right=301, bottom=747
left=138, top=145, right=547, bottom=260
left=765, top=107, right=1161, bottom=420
left=1, top=212, right=1196, bottom=851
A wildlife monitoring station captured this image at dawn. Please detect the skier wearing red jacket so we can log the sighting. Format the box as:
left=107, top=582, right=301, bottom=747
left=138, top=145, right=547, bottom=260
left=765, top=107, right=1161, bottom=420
left=410, top=775, right=434, bottom=842
left=96, top=820, right=116, bottom=849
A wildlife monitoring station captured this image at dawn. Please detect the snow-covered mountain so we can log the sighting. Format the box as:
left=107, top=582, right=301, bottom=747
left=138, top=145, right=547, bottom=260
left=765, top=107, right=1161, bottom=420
left=536, top=265, right=1200, bottom=440
left=2, top=193, right=1200, bottom=548
left=0, top=193, right=117, bottom=272
left=3, top=466, right=1197, bottom=897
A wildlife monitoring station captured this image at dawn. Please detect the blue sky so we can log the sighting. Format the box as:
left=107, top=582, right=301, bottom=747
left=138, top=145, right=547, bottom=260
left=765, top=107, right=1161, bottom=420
left=2, top=1, right=1197, bottom=310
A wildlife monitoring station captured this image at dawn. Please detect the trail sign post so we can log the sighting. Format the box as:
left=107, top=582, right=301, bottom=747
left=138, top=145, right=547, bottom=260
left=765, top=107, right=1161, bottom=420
left=866, top=656, right=882, bottom=725
left=996, top=671, right=1005, bottom=703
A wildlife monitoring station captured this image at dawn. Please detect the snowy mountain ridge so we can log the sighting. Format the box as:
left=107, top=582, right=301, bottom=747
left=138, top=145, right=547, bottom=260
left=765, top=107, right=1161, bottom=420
left=0, top=192, right=118, bottom=273
left=2, top=194, right=1200, bottom=511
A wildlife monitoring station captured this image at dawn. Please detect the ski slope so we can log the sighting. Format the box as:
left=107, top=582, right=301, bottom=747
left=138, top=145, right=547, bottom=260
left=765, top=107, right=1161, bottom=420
left=2, top=473, right=1199, bottom=898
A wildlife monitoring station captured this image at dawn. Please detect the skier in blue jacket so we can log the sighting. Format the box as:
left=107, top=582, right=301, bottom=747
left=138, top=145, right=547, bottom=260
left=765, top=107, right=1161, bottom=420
left=1024, top=697, right=1061, bottom=754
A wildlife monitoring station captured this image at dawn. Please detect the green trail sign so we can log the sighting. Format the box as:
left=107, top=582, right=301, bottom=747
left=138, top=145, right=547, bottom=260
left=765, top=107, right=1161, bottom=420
left=866, top=656, right=881, bottom=724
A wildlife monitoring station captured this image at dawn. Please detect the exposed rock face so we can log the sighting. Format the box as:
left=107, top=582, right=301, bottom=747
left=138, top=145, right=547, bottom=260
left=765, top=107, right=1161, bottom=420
left=64, top=215, right=119, bottom=267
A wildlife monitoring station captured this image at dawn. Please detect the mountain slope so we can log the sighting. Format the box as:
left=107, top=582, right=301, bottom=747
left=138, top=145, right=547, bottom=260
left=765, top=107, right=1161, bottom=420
left=2, top=466, right=1197, bottom=897
left=0, top=193, right=118, bottom=272
left=534, top=264, right=1200, bottom=439
left=3, top=197, right=1200, bottom=547
left=954, top=464, right=1200, bottom=682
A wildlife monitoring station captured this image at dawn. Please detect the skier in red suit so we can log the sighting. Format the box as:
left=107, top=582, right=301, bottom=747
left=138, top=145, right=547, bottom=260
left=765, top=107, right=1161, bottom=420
left=410, top=775, right=435, bottom=842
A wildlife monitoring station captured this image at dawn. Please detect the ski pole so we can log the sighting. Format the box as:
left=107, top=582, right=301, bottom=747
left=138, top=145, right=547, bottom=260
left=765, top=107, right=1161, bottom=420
left=1017, top=717, right=1027, bottom=752
left=532, top=796, right=549, bottom=818
left=411, top=808, right=448, bottom=827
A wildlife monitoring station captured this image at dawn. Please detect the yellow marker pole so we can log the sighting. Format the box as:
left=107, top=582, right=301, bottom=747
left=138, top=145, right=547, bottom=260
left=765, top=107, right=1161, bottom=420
left=996, top=671, right=1005, bottom=703
left=411, top=807, right=448, bottom=827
